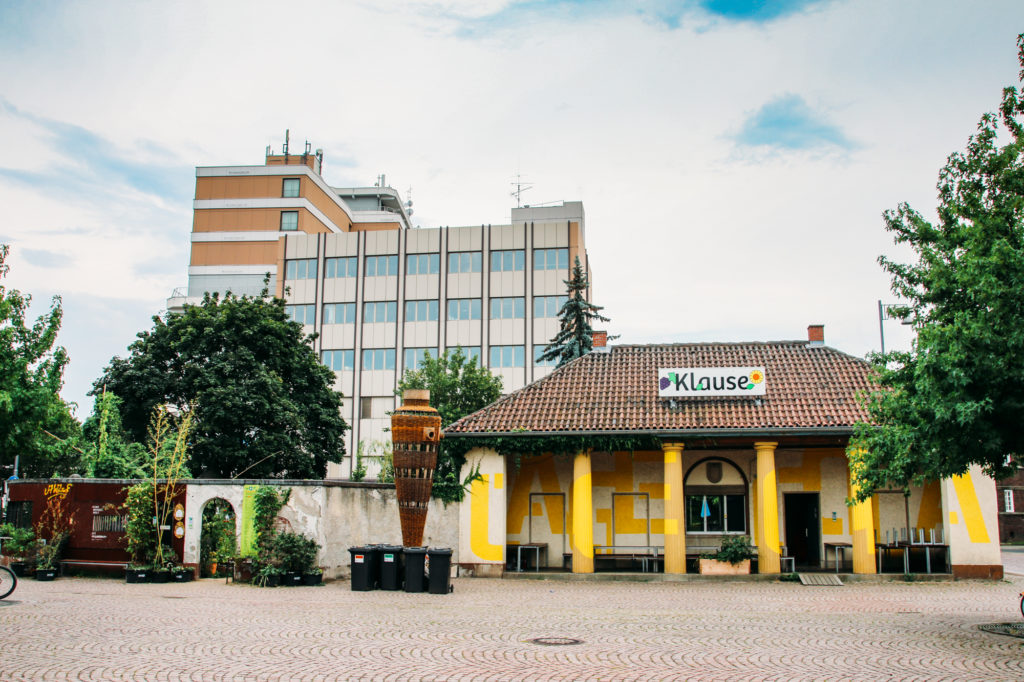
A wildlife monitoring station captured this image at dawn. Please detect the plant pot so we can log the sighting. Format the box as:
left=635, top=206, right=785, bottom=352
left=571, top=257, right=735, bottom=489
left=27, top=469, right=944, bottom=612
left=210, top=562, right=218, bottom=576
left=699, top=558, right=751, bottom=575
left=260, top=574, right=281, bottom=587
left=10, top=561, right=30, bottom=577
left=150, top=571, right=171, bottom=584
left=172, top=571, right=193, bottom=582
left=302, top=572, right=323, bottom=586
left=34, top=568, right=58, bottom=581
left=283, top=571, right=302, bottom=586
left=234, top=560, right=253, bottom=583
left=126, top=569, right=150, bottom=583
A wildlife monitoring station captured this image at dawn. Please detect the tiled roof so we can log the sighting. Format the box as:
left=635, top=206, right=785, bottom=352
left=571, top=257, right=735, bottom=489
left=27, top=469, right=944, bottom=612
left=446, top=342, right=874, bottom=436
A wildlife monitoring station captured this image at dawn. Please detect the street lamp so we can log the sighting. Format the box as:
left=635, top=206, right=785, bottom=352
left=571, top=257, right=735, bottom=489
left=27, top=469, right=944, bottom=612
left=877, top=300, right=913, bottom=355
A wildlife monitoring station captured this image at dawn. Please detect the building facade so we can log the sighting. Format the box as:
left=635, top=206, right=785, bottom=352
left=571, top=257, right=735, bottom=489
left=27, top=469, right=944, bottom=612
left=168, top=143, right=592, bottom=478
left=447, top=327, right=1004, bottom=578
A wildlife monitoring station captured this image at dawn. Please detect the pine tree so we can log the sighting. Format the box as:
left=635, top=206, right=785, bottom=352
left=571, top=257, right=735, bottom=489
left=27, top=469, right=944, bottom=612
left=538, top=256, right=611, bottom=368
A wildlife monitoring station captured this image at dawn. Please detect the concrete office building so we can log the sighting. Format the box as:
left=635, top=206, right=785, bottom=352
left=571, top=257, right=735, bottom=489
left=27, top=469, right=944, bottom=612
left=167, top=141, right=593, bottom=478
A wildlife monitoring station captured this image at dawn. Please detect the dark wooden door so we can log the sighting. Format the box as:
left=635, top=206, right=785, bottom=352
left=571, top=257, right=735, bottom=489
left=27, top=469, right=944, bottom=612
left=783, top=493, right=821, bottom=568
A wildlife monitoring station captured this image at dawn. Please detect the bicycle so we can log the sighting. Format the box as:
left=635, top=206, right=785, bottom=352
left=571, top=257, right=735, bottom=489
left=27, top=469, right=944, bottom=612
left=1020, top=590, right=1024, bottom=619
left=0, top=536, right=17, bottom=599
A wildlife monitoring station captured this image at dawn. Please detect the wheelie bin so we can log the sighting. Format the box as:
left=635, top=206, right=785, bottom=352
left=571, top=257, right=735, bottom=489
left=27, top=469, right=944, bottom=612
left=403, top=546, right=428, bottom=593
left=380, top=545, right=404, bottom=591
left=349, top=546, right=372, bottom=591
left=427, top=547, right=453, bottom=594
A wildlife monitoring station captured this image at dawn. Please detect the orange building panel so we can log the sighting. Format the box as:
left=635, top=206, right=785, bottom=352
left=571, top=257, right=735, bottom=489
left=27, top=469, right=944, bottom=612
left=352, top=222, right=402, bottom=232
left=190, top=242, right=279, bottom=267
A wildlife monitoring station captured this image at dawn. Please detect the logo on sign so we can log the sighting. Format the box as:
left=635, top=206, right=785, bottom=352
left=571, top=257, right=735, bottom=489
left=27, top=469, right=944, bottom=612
left=658, top=367, right=766, bottom=397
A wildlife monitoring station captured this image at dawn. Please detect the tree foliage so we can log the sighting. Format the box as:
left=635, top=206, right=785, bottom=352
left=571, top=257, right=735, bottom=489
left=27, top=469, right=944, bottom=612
left=80, top=389, right=147, bottom=478
left=94, top=292, right=347, bottom=479
left=0, top=244, right=79, bottom=478
left=396, top=347, right=503, bottom=502
left=538, top=256, right=611, bottom=367
left=850, top=35, right=1024, bottom=498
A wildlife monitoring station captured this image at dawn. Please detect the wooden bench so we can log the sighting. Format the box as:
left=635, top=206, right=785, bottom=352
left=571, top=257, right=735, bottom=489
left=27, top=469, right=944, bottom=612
left=59, top=559, right=128, bottom=576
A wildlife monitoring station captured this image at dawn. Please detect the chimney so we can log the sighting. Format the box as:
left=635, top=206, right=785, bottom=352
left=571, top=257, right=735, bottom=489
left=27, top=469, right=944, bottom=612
left=807, top=324, right=825, bottom=346
left=592, top=330, right=609, bottom=353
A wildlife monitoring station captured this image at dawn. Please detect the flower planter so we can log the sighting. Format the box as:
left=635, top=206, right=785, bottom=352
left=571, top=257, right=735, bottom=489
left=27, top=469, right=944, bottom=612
left=10, top=561, right=30, bottom=578
left=699, top=558, right=750, bottom=575
left=259, top=574, right=281, bottom=587
left=34, top=568, right=58, bottom=581
left=171, top=570, right=193, bottom=582
left=126, top=569, right=150, bottom=583
left=283, top=572, right=303, bottom=586
left=150, top=571, right=171, bottom=584
left=302, top=572, right=323, bottom=586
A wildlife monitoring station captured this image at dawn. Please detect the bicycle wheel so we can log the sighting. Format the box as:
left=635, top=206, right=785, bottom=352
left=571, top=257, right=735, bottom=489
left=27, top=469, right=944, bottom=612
left=1020, top=592, right=1024, bottom=619
left=0, top=565, right=16, bottom=600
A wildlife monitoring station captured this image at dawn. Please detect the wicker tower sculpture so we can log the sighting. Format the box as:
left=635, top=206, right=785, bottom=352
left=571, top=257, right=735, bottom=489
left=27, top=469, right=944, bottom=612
left=390, top=389, right=443, bottom=547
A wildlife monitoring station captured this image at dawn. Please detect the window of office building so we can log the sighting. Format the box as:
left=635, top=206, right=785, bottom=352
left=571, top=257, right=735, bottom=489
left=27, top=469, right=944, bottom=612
left=362, top=348, right=396, bottom=371
left=322, top=349, right=355, bottom=371
left=282, top=178, right=300, bottom=198
left=490, top=250, right=525, bottom=272
left=685, top=494, right=746, bottom=533
left=447, top=298, right=481, bottom=321
left=281, top=211, right=298, bottom=231
left=534, top=295, right=568, bottom=318
left=490, top=297, right=525, bottom=320
left=448, top=346, right=481, bottom=362
left=325, top=257, right=357, bottom=278
left=286, top=304, right=315, bottom=325
left=1006, top=489, right=1015, bottom=513
left=360, top=396, right=395, bottom=419
left=323, top=303, right=356, bottom=325
left=405, top=300, right=438, bottom=322
left=285, top=258, right=317, bottom=280
left=365, top=255, right=399, bottom=277
left=448, top=251, right=482, bottom=274
left=407, top=253, right=440, bottom=275
left=489, top=345, right=525, bottom=368
left=404, top=347, right=439, bottom=370
left=363, top=301, right=397, bottom=323
left=534, top=248, right=569, bottom=271
left=535, top=351, right=558, bottom=366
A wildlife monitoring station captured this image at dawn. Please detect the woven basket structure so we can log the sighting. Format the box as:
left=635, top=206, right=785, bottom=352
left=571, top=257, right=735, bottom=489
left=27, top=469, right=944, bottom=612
left=391, top=390, right=443, bottom=547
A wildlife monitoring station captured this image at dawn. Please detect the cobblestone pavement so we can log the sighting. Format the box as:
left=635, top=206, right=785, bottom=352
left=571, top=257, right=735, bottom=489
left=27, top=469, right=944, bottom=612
left=2, top=575, right=1024, bottom=680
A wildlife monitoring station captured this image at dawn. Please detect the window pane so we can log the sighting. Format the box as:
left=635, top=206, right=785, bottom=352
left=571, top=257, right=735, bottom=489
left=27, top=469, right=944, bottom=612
left=503, top=251, right=513, bottom=271
left=514, top=346, right=524, bottom=367
left=282, top=178, right=300, bottom=198
left=515, top=251, right=524, bottom=270
left=471, top=299, right=480, bottom=319
left=281, top=211, right=298, bottom=231
left=514, top=298, right=524, bottom=318
left=428, top=300, right=438, bottom=321
left=558, top=249, right=568, bottom=269
left=726, top=495, right=746, bottom=533
left=471, top=252, right=481, bottom=272
left=686, top=497, right=704, bottom=532
left=448, top=253, right=458, bottom=272
left=706, top=496, right=724, bottom=532
left=489, top=347, right=500, bottom=366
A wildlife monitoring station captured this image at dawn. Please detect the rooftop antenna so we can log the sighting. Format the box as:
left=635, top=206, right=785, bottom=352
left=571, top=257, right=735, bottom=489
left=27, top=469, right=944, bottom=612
left=511, top=173, right=532, bottom=208
left=283, top=129, right=290, bottom=156
left=405, top=186, right=414, bottom=218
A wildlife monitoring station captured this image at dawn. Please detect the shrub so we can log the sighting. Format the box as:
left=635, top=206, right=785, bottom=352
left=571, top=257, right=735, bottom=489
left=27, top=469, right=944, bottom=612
left=701, top=535, right=755, bottom=566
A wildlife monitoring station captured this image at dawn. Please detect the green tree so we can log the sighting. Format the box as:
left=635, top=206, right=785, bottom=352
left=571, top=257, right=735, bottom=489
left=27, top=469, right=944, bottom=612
left=80, top=388, right=147, bottom=478
left=538, top=256, right=611, bottom=367
left=94, top=292, right=347, bottom=479
left=850, top=35, right=1024, bottom=499
left=0, top=244, right=79, bottom=478
left=396, top=347, right=503, bottom=502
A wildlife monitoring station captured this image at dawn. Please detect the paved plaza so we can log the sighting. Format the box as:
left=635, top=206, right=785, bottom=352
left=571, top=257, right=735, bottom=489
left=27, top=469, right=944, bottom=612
left=2, top=573, right=1024, bottom=680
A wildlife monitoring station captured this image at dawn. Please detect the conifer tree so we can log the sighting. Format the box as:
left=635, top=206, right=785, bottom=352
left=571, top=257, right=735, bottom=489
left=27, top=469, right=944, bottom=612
left=538, top=256, right=611, bottom=367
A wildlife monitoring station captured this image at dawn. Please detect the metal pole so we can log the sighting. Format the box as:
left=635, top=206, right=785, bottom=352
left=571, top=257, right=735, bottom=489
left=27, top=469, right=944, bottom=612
left=877, top=300, right=886, bottom=356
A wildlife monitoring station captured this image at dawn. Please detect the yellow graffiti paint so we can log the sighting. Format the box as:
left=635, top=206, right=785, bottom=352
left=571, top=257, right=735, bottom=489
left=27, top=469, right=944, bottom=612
left=951, top=473, right=991, bottom=544
left=532, top=502, right=543, bottom=517
left=949, top=511, right=959, bottom=525
left=638, top=482, right=664, bottom=500
left=595, top=508, right=613, bottom=546
left=494, top=473, right=504, bottom=490
left=470, top=475, right=503, bottom=562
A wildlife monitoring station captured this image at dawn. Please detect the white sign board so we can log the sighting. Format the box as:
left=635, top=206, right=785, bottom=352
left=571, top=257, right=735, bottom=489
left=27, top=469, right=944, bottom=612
left=658, top=367, right=766, bottom=397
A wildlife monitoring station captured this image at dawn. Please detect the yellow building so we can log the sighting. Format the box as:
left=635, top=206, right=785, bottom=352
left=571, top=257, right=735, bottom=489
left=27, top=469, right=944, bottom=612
left=447, top=327, right=1004, bottom=578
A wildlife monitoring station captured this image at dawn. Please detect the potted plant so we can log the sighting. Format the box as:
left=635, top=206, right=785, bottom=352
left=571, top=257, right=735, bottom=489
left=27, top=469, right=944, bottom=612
left=1, top=524, right=37, bottom=577
left=125, top=564, right=151, bottom=583
left=34, top=532, right=70, bottom=581
left=302, top=567, right=324, bottom=586
left=699, top=535, right=755, bottom=575
left=171, top=565, right=194, bottom=582
left=272, top=531, right=319, bottom=586
left=255, top=563, right=283, bottom=587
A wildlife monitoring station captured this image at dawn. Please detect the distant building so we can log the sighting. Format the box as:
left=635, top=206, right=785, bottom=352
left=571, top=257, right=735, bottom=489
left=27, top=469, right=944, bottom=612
left=996, top=464, right=1024, bottom=543
left=168, top=141, right=593, bottom=478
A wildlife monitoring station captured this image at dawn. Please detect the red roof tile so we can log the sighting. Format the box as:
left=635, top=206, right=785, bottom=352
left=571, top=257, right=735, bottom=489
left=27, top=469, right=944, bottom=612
left=446, top=342, right=874, bottom=436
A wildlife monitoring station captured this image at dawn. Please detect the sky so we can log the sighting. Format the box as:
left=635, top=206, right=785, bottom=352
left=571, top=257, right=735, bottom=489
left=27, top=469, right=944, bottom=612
left=1, top=0, right=1023, bottom=418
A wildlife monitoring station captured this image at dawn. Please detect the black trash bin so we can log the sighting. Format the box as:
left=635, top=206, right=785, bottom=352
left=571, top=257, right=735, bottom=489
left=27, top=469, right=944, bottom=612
left=427, top=547, right=454, bottom=594
left=365, top=545, right=384, bottom=590
left=349, top=546, right=373, bottom=591
left=380, top=545, right=404, bottom=591
left=403, top=546, right=428, bottom=593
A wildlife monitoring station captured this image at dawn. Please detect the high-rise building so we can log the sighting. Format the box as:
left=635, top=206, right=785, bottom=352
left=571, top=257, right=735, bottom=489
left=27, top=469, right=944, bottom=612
left=168, top=141, right=593, bottom=477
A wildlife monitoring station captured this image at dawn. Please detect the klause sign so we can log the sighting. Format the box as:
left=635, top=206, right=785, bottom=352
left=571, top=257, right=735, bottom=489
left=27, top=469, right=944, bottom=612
left=658, top=367, right=766, bottom=397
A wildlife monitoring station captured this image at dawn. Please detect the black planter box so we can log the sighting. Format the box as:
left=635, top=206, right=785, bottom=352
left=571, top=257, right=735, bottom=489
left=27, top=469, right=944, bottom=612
left=283, top=572, right=302, bottom=586
left=150, top=571, right=171, bottom=584
left=10, top=561, right=30, bottom=578
left=126, top=569, right=149, bottom=583
left=171, top=571, right=193, bottom=582
left=302, top=572, right=323, bottom=586
left=34, top=568, right=57, bottom=581
left=260, top=574, right=281, bottom=587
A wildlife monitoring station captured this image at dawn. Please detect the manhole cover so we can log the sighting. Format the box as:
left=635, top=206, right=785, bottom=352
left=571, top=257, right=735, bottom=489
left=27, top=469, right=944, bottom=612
left=978, top=623, right=1024, bottom=639
left=527, top=637, right=583, bottom=646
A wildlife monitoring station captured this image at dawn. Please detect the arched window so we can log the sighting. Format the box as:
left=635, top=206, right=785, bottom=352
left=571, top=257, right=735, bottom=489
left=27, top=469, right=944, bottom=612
left=684, top=458, right=748, bottom=534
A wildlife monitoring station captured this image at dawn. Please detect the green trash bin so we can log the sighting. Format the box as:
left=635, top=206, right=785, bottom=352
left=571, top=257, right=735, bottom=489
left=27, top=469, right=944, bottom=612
left=403, top=546, right=428, bottom=593
left=427, top=547, right=454, bottom=594
left=380, top=545, right=404, bottom=591
left=349, top=546, right=373, bottom=591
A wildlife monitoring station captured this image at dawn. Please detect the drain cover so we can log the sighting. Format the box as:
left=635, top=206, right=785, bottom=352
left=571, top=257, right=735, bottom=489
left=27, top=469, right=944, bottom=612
left=528, top=637, right=583, bottom=646
left=978, top=623, right=1024, bottom=639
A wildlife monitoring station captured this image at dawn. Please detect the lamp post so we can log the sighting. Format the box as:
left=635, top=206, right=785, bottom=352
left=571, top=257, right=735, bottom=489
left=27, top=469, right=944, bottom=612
left=877, top=300, right=913, bottom=356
